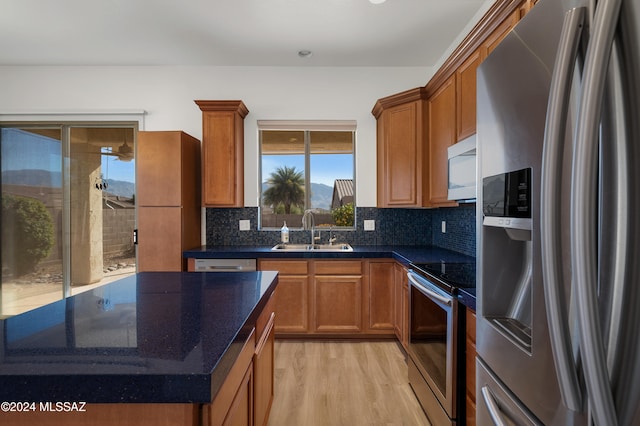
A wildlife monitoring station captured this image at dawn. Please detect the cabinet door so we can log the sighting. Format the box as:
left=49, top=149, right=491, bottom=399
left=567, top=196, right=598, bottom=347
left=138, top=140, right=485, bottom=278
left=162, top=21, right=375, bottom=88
left=428, top=76, right=458, bottom=207
left=254, top=313, right=275, bottom=426
left=223, top=365, right=253, bottom=426
left=368, top=261, right=395, bottom=332
left=466, top=308, right=477, bottom=426
left=314, top=275, right=363, bottom=333
left=137, top=207, right=183, bottom=272
left=273, top=275, right=310, bottom=334
left=378, top=101, right=424, bottom=207
left=402, top=279, right=409, bottom=349
left=202, top=111, right=242, bottom=207
left=137, top=131, right=184, bottom=207
left=205, top=330, right=255, bottom=426
left=196, top=100, right=248, bottom=208
left=393, top=263, right=407, bottom=343
left=456, top=50, right=481, bottom=141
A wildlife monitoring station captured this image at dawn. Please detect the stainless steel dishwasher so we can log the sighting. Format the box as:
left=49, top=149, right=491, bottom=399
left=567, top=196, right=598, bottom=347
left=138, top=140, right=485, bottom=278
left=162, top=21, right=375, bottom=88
left=192, top=258, right=257, bottom=272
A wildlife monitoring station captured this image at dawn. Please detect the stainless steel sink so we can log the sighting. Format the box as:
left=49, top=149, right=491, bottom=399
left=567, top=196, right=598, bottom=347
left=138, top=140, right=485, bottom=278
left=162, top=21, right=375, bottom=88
left=270, top=243, right=353, bottom=252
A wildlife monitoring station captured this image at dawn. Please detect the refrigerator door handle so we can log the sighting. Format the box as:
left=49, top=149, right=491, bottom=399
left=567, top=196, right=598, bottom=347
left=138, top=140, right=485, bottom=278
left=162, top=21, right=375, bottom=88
left=540, top=5, right=586, bottom=412
left=481, top=386, right=508, bottom=426
left=572, top=0, right=622, bottom=424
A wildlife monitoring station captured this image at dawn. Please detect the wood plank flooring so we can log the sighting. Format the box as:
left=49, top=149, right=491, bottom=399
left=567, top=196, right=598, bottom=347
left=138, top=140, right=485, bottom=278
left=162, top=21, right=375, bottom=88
left=268, top=341, right=430, bottom=426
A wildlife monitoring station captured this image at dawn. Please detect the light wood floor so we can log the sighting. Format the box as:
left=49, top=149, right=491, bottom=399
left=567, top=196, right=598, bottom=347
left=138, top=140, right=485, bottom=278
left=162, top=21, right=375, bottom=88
left=268, top=340, right=430, bottom=426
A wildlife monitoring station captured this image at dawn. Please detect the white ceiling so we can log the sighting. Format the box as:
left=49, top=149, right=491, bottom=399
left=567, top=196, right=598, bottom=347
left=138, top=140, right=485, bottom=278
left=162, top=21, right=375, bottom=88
left=0, top=0, right=493, bottom=67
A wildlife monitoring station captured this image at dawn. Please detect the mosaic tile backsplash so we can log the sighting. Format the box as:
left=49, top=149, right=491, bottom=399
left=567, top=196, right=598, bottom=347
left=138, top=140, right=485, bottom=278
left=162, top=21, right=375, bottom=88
left=206, top=205, right=476, bottom=258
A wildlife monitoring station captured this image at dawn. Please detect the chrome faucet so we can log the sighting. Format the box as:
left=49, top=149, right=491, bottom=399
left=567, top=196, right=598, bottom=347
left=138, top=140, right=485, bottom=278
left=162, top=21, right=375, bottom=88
left=302, top=209, right=316, bottom=247
left=328, top=225, right=336, bottom=245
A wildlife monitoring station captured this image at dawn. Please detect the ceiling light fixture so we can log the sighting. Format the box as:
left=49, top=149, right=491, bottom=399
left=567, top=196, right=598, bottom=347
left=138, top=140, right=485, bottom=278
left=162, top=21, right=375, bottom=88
left=369, top=0, right=386, bottom=4
left=298, top=50, right=313, bottom=59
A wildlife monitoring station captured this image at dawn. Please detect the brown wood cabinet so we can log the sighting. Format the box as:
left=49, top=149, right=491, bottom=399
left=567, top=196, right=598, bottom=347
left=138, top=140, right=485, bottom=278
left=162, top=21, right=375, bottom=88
left=372, top=88, right=429, bottom=208
left=137, top=131, right=201, bottom=272
left=205, top=291, right=276, bottom=426
left=456, top=49, right=482, bottom=141
left=195, top=100, right=249, bottom=207
left=253, top=298, right=276, bottom=426
left=259, top=260, right=310, bottom=335
left=205, top=329, right=255, bottom=426
left=259, top=259, right=395, bottom=337
left=314, top=260, right=363, bottom=333
left=428, top=76, right=459, bottom=207
left=368, top=261, right=395, bottom=332
left=393, top=262, right=409, bottom=349
left=480, top=10, right=519, bottom=60
left=465, top=308, right=477, bottom=426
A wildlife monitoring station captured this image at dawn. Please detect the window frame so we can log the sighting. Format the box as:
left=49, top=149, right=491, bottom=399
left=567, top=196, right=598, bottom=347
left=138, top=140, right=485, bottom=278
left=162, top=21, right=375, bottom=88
left=257, top=120, right=356, bottom=230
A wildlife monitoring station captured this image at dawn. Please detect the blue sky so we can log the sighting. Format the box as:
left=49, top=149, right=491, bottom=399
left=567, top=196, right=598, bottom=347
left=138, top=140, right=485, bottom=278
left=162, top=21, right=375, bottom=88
left=4, top=128, right=351, bottom=187
left=1, top=128, right=135, bottom=183
left=262, top=154, right=353, bottom=187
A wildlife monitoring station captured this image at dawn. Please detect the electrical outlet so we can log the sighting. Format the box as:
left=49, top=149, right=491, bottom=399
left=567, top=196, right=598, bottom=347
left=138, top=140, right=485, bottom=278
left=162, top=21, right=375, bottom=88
left=239, top=220, right=251, bottom=231
left=364, top=220, right=375, bottom=231
left=441, top=221, right=446, bottom=233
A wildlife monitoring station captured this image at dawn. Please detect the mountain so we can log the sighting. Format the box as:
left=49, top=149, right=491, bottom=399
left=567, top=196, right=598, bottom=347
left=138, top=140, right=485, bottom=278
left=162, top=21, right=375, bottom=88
left=2, top=169, right=62, bottom=187
left=104, top=179, right=135, bottom=198
left=2, top=169, right=135, bottom=198
left=310, top=183, right=333, bottom=210
left=261, top=182, right=333, bottom=210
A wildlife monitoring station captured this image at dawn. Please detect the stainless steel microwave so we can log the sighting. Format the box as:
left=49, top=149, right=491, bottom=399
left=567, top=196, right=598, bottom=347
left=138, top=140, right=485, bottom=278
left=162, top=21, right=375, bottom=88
left=447, top=135, right=477, bottom=201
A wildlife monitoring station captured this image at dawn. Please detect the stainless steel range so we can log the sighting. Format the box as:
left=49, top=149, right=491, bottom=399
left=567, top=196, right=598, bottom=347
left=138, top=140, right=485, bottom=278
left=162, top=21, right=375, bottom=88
left=406, top=261, right=475, bottom=426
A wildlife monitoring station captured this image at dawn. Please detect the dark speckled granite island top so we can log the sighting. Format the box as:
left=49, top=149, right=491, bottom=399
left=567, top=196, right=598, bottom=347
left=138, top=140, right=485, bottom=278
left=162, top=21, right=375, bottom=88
left=0, top=271, right=278, bottom=403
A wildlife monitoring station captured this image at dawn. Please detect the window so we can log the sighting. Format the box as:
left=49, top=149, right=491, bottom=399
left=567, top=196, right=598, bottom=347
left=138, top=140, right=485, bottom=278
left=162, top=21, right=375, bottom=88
left=259, top=121, right=355, bottom=229
left=1, top=124, right=136, bottom=317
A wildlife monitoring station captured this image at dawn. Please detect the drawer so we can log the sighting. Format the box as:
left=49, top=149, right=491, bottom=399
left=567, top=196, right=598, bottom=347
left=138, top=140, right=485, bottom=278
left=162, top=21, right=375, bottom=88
left=259, top=259, right=308, bottom=275
left=314, top=260, right=363, bottom=275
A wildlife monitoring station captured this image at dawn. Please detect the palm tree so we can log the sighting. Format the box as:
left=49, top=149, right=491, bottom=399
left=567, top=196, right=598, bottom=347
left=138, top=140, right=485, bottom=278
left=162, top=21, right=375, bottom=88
left=263, top=166, right=305, bottom=214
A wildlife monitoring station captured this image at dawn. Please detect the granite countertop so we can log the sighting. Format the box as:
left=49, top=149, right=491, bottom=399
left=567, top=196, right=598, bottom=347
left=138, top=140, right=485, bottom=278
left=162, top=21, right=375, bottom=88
left=0, top=271, right=278, bottom=403
left=184, top=245, right=477, bottom=309
left=183, top=244, right=474, bottom=264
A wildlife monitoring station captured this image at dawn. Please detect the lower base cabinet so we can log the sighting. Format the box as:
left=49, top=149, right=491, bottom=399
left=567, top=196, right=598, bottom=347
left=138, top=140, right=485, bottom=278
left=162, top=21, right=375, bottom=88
left=259, top=259, right=395, bottom=337
left=253, top=313, right=275, bottom=426
left=205, top=292, right=276, bottom=426
left=465, top=308, right=477, bottom=426
left=393, top=263, right=409, bottom=349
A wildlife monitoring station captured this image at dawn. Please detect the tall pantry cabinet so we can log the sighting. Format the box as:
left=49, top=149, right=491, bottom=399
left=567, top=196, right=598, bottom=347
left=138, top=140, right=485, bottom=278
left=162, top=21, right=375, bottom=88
left=136, top=131, right=201, bottom=272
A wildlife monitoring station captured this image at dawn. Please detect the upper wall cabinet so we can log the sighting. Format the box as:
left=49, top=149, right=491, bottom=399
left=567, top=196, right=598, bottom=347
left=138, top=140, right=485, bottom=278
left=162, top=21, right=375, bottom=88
left=195, top=100, right=249, bottom=207
left=456, top=50, right=482, bottom=141
left=428, top=77, right=459, bottom=207
left=372, top=88, right=429, bottom=208
left=480, top=10, right=519, bottom=60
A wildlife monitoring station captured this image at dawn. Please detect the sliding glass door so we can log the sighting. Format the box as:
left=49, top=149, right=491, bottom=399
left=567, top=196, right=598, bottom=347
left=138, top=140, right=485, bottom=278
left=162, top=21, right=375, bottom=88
left=1, top=124, right=136, bottom=317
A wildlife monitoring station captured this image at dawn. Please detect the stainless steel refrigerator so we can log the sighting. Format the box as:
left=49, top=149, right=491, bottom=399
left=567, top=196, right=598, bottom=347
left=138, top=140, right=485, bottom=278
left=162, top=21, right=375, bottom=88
left=476, top=0, right=640, bottom=424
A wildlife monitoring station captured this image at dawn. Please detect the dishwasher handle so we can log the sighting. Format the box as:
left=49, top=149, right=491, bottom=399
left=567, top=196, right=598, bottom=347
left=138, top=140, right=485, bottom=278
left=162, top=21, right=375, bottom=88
left=193, top=259, right=257, bottom=272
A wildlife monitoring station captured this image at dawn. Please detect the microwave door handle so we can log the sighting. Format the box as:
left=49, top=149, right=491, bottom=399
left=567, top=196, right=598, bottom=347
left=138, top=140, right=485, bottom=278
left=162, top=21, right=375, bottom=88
left=407, top=272, right=452, bottom=307
left=540, top=5, right=585, bottom=412
left=572, top=0, right=621, bottom=424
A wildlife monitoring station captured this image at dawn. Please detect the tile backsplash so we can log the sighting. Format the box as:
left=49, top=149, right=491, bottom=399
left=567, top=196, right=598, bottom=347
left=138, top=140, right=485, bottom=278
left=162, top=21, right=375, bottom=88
left=206, top=205, right=476, bottom=257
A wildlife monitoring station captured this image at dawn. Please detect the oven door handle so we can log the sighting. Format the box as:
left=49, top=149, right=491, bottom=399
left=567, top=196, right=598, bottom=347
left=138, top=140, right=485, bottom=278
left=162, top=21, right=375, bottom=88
left=407, top=272, right=452, bottom=306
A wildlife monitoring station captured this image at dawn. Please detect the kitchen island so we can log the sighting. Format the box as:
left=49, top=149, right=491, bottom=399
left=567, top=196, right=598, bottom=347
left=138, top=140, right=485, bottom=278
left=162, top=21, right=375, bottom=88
left=0, top=271, right=278, bottom=426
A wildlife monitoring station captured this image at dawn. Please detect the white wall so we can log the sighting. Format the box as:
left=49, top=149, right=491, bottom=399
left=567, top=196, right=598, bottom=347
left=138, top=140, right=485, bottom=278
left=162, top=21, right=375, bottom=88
left=0, top=65, right=430, bottom=206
